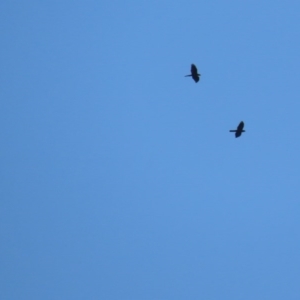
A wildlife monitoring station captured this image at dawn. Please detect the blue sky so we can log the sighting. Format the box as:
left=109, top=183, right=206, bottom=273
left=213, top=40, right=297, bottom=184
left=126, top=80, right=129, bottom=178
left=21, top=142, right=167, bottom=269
left=1, top=1, right=300, bottom=299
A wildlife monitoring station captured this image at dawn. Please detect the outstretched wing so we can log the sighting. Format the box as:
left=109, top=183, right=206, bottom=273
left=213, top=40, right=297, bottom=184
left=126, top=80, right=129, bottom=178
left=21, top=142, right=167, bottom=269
left=191, top=64, right=198, bottom=74
left=193, top=75, right=199, bottom=82
left=237, top=121, right=244, bottom=131
left=235, top=131, right=242, bottom=138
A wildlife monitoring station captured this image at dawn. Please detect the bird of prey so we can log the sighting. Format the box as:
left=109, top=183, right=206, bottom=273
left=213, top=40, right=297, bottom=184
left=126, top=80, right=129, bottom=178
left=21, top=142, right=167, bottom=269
left=185, top=64, right=201, bottom=83
left=229, top=121, right=245, bottom=138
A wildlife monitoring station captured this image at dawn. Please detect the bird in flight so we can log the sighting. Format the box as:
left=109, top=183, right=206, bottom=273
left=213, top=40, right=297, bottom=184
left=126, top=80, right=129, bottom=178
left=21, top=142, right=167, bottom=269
left=185, top=64, right=201, bottom=83
left=229, top=121, right=245, bottom=138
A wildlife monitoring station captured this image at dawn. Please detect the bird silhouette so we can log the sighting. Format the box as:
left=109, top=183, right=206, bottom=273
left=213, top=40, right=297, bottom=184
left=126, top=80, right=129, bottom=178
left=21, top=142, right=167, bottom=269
left=185, top=64, right=201, bottom=83
left=229, top=121, right=245, bottom=138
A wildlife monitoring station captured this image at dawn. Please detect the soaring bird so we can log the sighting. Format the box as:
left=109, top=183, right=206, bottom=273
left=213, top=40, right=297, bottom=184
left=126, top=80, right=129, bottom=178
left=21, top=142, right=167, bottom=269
left=185, top=64, right=201, bottom=83
left=229, top=121, right=245, bottom=138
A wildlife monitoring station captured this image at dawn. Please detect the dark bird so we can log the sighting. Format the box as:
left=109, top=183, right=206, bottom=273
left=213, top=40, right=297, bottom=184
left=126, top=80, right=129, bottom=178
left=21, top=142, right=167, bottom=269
left=229, top=121, right=245, bottom=138
left=185, top=64, right=201, bottom=83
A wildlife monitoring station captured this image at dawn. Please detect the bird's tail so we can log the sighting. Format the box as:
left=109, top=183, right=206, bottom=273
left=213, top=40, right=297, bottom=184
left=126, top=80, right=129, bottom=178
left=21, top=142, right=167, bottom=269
left=229, top=130, right=237, bottom=132
left=184, top=75, right=192, bottom=77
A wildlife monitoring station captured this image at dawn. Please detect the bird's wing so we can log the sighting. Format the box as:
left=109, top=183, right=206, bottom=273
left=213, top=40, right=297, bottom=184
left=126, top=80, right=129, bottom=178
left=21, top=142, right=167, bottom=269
left=191, top=64, right=198, bottom=74
left=237, top=121, right=244, bottom=131
left=193, top=75, right=199, bottom=83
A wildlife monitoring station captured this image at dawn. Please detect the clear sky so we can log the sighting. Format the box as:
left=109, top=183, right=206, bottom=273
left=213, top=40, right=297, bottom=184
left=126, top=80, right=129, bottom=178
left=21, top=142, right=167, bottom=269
left=1, top=1, right=300, bottom=299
